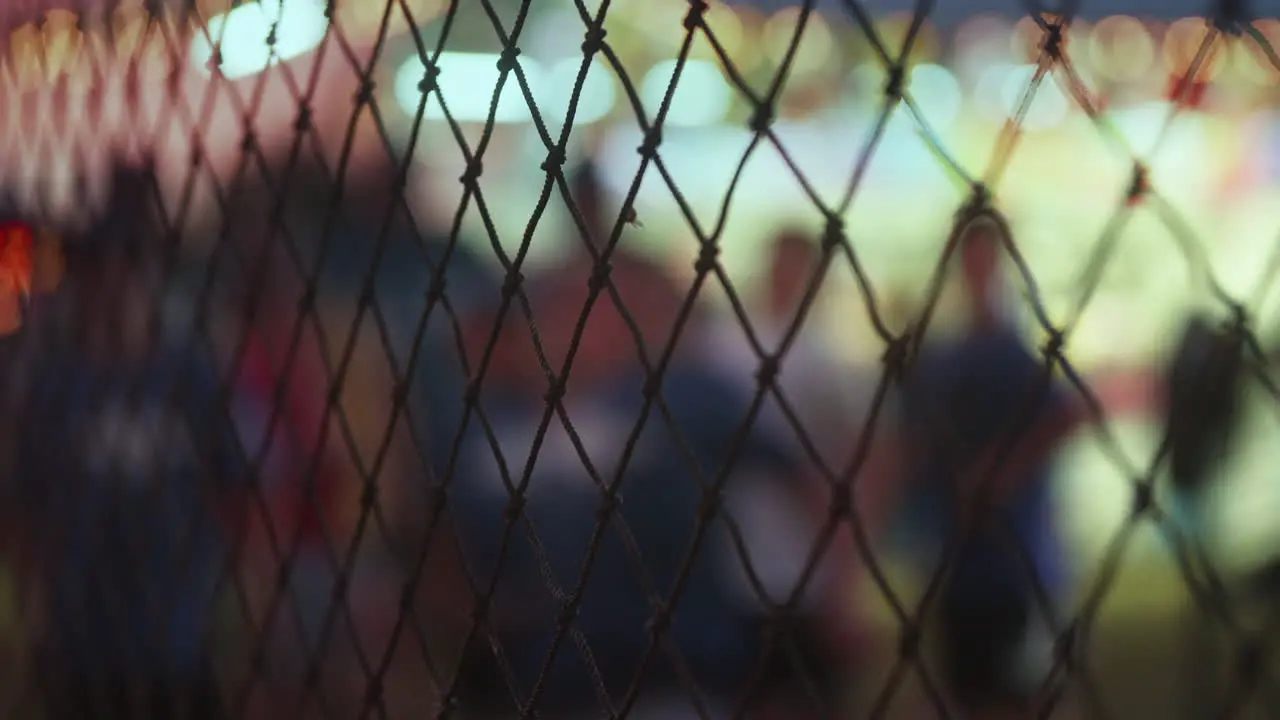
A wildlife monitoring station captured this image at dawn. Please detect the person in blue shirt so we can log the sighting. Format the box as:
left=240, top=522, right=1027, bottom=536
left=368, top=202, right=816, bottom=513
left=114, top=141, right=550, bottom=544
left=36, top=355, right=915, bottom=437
left=447, top=251, right=804, bottom=718
left=1163, top=313, right=1245, bottom=536
left=6, top=163, right=245, bottom=720
left=1161, top=313, right=1247, bottom=720
left=896, top=220, right=1085, bottom=719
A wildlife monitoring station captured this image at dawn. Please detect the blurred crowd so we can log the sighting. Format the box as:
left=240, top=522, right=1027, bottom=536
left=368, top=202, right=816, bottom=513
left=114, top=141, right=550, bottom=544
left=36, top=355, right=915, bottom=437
left=0, top=142, right=1270, bottom=720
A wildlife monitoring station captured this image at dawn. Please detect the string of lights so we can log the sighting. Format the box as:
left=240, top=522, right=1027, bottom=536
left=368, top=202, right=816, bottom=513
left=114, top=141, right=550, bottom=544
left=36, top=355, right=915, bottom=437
left=4, top=3, right=1277, bottom=107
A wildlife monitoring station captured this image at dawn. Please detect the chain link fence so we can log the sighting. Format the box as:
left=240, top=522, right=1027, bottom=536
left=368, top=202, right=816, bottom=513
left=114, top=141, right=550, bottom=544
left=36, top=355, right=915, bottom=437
left=1, top=0, right=1280, bottom=718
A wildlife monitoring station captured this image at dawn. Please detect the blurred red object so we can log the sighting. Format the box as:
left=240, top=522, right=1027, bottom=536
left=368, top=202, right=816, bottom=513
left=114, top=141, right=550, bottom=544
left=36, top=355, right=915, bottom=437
left=1166, top=73, right=1208, bottom=109
left=0, top=223, right=34, bottom=295
left=1090, top=365, right=1163, bottom=417
left=0, top=223, right=35, bottom=336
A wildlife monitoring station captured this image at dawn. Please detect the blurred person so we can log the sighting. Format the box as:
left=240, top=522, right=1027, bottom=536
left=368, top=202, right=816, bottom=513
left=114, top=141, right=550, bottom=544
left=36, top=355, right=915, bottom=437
left=441, top=266, right=549, bottom=712
left=560, top=167, right=865, bottom=716
left=0, top=202, right=67, bottom=711
left=701, top=226, right=883, bottom=716
left=311, top=149, right=505, bottom=709
left=1162, top=313, right=1246, bottom=540
left=892, top=218, right=1087, bottom=720
left=223, top=156, right=403, bottom=715
left=0, top=218, right=66, bottom=338
left=570, top=159, right=610, bottom=252
left=229, top=242, right=369, bottom=719
left=1160, top=312, right=1248, bottom=720
left=703, top=225, right=866, bottom=473
left=376, top=220, right=504, bottom=717
left=3, top=160, right=246, bottom=720
left=0, top=328, right=24, bottom=708
left=235, top=147, right=492, bottom=715
left=715, top=228, right=851, bottom=430
left=448, top=244, right=806, bottom=720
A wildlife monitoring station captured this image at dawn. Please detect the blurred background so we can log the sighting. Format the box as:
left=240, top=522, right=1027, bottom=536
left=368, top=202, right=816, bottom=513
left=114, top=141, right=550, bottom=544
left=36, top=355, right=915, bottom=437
left=1, top=0, right=1280, bottom=717
left=7, top=0, right=1274, bottom=572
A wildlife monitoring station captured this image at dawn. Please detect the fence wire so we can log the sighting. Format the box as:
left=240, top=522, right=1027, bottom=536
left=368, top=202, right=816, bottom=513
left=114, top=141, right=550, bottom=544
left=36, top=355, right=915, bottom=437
left=1, top=0, right=1280, bottom=718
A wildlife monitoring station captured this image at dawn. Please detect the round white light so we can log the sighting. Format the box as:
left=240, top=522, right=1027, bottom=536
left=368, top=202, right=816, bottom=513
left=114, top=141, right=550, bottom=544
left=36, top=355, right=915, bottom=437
left=394, top=52, right=546, bottom=124
left=907, top=63, right=962, bottom=131
left=542, top=57, right=616, bottom=127
left=640, top=59, right=732, bottom=128
left=848, top=63, right=960, bottom=132
left=1111, top=101, right=1176, bottom=156
left=975, top=63, right=1068, bottom=130
left=191, top=0, right=329, bottom=79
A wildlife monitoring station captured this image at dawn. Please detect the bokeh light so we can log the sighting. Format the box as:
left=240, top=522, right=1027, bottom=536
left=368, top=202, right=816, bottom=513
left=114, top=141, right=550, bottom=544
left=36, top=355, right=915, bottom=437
left=1011, top=13, right=1074, bottom=65
left=692, top=2, right=744, bottom=66
left=1011, top=16, right=1046, bottom=64
left=112, top=3, right=174, bottom=75
left=873, top=12, right=940, bottom=64
left=38, top=10, right=85, bottom=82
left=1244, top=19, right=1280, bottom=81
left=640, top=59, right=732, bottom=127
left=1235, top=19, right=1280, bottom=87
left=848, top=61, right=961, bottom=131
left=543, top=57, right=617, bottom=127
left=954, top=14, right=1014, bottom=60
left=762, top=8, right=836, bottom=79
left=12, top=2, right=1280, bottom=601
left=7, top=24, right=46, bottom=91
left=1112, top=101, right=1176, bottom=156
left=345, top=0, right=450, bottom=37
left=394, top=52, right=547, bottom=124
left=1162, top=17, right=1226, bottom=83
left=906, top=63, right=963, bottom=130
left=952, top=14, right=1016, bottom=90
left=974, top=63, right=1069, bottom=130
left=632, top=0, right=688, bottom=56
left=341, top=0, right=389, bottom=39
left=724, top=6, right=766, bottom=74
left=1089, top=15, right=1155, bottom=84
left=191, top=0, right=329, bottom=80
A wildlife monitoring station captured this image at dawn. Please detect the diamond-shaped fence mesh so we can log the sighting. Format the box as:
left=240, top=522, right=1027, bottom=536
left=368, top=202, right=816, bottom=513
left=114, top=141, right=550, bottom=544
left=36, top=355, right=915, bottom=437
left=1, top=0, right=1280, bottom=718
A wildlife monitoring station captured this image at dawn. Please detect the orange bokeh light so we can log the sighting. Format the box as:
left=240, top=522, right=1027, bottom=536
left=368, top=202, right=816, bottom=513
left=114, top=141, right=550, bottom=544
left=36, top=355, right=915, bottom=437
left=1089, top=15, right=1155, bottom=83
left=955, top=14, right=1014, bottom=60
left=762, top=7, right=835, bottom=77
left=0, top=221, right=65, bottom=336
left=1011, top=13, right=1075, bottom=64
left=691, top=2, right=745, bottom=66
left=1235, top=19, right=1280, bottom=85
left=1162, top=16, right=1227, bottom=82
left=0, top=224, right=35, bottom=299
left=724, top=5, right=765, bottom=73
left=873, top=11, right=940, bottom=64
left=339, top=0, right=446, bottom=41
